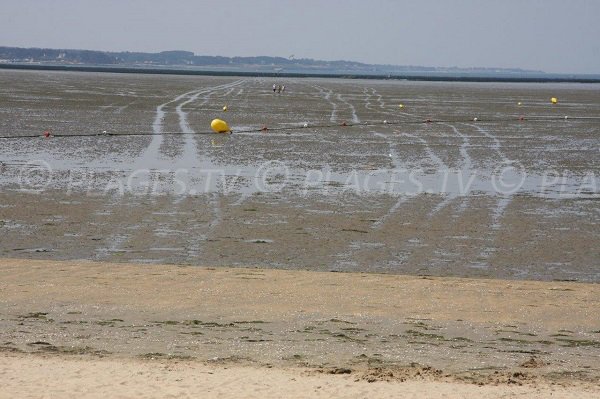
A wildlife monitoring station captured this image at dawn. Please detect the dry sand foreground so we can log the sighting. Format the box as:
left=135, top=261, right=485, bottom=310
left=1, top=355, right=597, bottom=399
left=1, top=258, right=599, bottom=398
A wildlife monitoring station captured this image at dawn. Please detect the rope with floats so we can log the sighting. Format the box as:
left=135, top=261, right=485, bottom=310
left=1, top=115, right=598, bottom=140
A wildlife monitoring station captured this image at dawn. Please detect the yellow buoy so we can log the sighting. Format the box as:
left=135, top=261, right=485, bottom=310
left=399, top=104, right=404, bottom=108
left=551, top=97, right=558, bottom=104
left=222, top=105, right=228, bottom=112
left=517, top=102, right=522, bottom=106
left=211, top=119, right=230, bottom=133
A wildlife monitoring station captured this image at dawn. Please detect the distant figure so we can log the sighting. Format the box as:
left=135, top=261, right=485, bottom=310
left=272, top=84, right=276, bottom=93
left=277, top=85, right=282, bottom=93
left=281, top=85, right=285, bottom=93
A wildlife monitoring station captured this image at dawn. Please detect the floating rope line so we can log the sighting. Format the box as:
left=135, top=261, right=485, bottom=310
left=0, top=116, right=599, bottom=140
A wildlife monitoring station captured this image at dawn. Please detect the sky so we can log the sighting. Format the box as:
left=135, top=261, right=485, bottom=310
left=1, top=0, right=599, bottom=74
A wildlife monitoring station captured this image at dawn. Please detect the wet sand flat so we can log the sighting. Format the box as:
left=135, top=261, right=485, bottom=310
left=1, top=69, right=599, bottom=281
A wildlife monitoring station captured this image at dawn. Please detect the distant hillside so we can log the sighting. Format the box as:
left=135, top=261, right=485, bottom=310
left=0, top=46, right=543, bottom=76
left=0, top=46, right=116, bottom=65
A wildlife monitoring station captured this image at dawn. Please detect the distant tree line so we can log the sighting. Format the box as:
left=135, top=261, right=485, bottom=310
left=0, top=46, right=540, bottom=74
left=0, top=46, right=117, bottom=64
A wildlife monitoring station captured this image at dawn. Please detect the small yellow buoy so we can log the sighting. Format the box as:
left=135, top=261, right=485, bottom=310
left=222, top=105, right=228, bottom=112
left=551, top=97, right=558, bottom=104
left=399, top=104, right=404, bottom=108
left=517, top=102, right=522, bottom=106
left=210, top=119, right=230, bottom=133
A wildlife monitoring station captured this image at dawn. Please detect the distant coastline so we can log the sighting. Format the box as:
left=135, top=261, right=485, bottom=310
left=1, top=46, right=598, bottom=83
left=1, top=63, right=599, bottom=83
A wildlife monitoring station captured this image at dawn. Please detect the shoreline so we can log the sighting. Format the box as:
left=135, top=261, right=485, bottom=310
left=2, top=63, right=600, bottom=83
left=1, top=258, right=599, bottom=397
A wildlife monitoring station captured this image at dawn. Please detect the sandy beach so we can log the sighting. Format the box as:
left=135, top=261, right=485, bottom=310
left=1, top=258, right=599, bottom=397
left=1, top=71, right=599, bottom=397
left=2, top=0, right=600, bottom=394
left=2, top=354, right=598, bottom=399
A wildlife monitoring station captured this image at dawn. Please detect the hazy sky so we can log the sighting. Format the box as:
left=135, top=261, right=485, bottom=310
left=1, top=0, right=599, bottom=74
